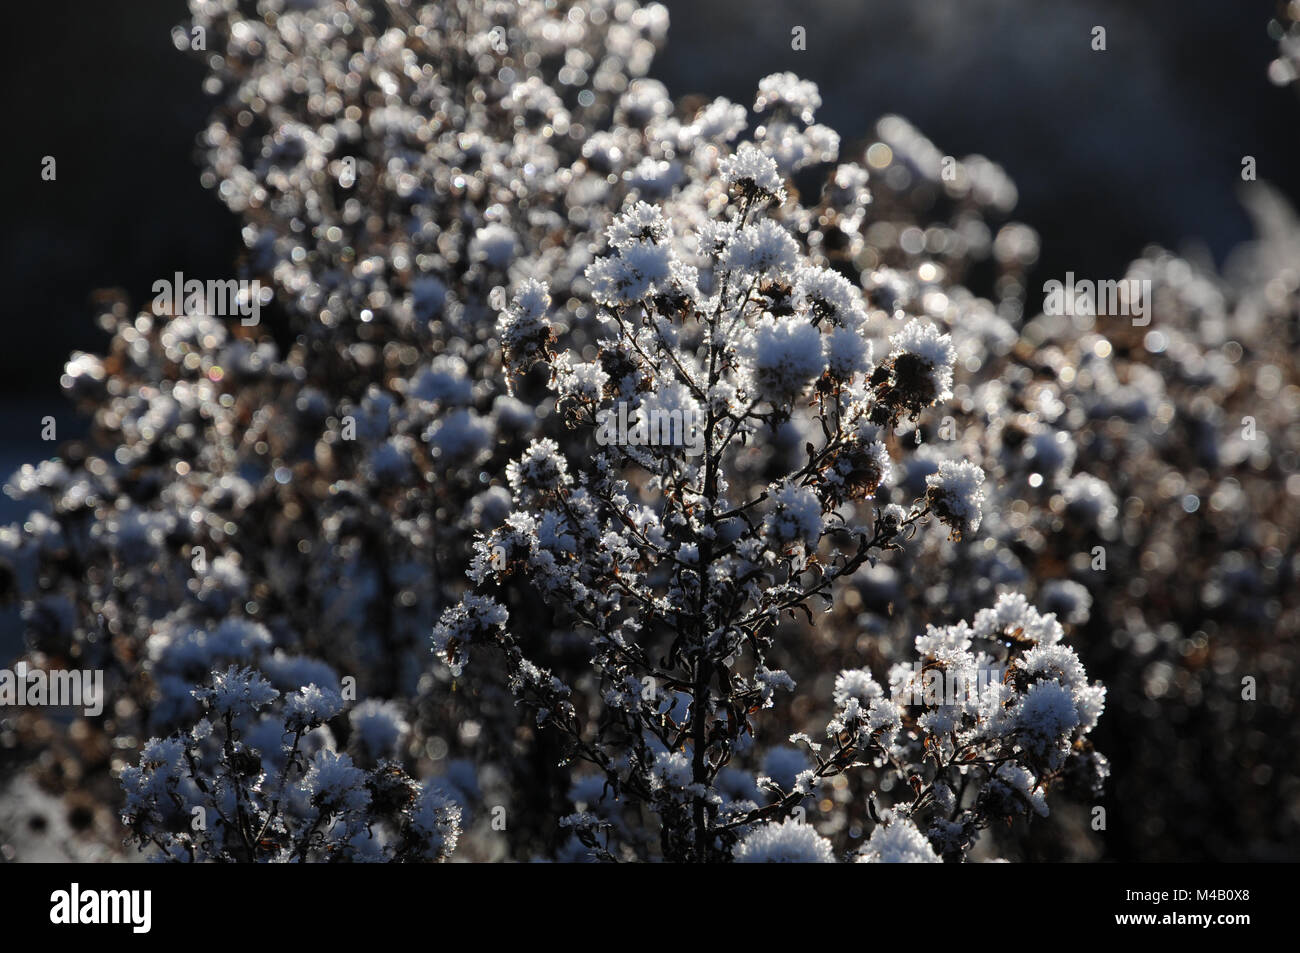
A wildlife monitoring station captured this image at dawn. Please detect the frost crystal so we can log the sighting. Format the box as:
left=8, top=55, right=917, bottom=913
left=734, top=818, right=835, bottom=863
left=857, top=817, right=941, bottom=863
left=719, top=142, right=786, bottom=201
left=926, top=460, right=987, bottom=538
left=765, top=483, right=824, bottom=548
left=746, top=315, right=826, bottom=400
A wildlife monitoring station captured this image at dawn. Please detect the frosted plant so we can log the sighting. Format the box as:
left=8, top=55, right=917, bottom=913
left=428, top=91, right=1098, bottom=860
left=726, top=593, right=1105, bottom=863
left=13, top=0, right=1300, bottom=865
left=120, top=666, right=459, bottom=862
left=1, top=0, right=681, bottom=857
left=821, top=104, right=1300, bottom=860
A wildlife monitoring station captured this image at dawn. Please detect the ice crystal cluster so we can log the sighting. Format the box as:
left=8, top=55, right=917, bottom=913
left=3, top=0, right=1298, bottom=863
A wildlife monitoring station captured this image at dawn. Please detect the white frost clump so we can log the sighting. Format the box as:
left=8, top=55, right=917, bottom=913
left=431, top=594, right=510, bottom=676
left=719, top=142, right=786, bottom=201
left=148, top=617, right=273, bottom=673
left=409, top=354, right=473, bottom=405
left=856, top=817, right=941, bottom=863
left=350, top=699, right=411, bottom=761
left=734, top=817, right=835, bottom=863
left=605, top=201, right=670, bottom=248
left=406, top=784, right=462, bottom=861
left=762, top=121, right=839, bottom=175
left=283, top=683, right=345, bottom=732
left=191, top=665, right=278, bottom=718
left=1014, top=680, right=1081, bottom=764
left=764, top=482, right=823, bottom=548
left=721, top=219, right=800, bottom=277
left=584, top=204, right=698, bottom=306
left=754, top=73, right=842, bottom=171
left=426, top=408, right=493, bottom=464
left=1024, top=428, right=1077, bottom=478
left=925, top=460, right=986, bottom=538
left=994, top=763, right=1049, bottom=817
left=498, top=279, right=552, bottom=374
left=120, top=737, right=187, bottom=818
left=796, top=266, right=867, bottom=327
left=554, top=355, right=611, bottom=404
left=824, top=326, right=873, bottom=382
left=972, top=592, right=1064, bottom=645
left=833, top=668, right=884, bottom=707
left=683, top=97, right=748, bottom=146
left=298, top=749, right=371, bottom=815
left=746, top=314, right=825, bottom=400
left=652, top=750, right=693, bottom=790
left=1017, top=643, right=1107, bottom=736
left=1061, top=472, right=1118, bottom=531
left=889, top=319, right=957, bottom=402
left=754, top=71, right=822, bottom=122
left=1039, top=578, right=1093, bottom=625
left=470, top=223, right=518, bottom=269
left=585, top=237, right=695, bottom=307
left=506, top=438, right=573, bottom=496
